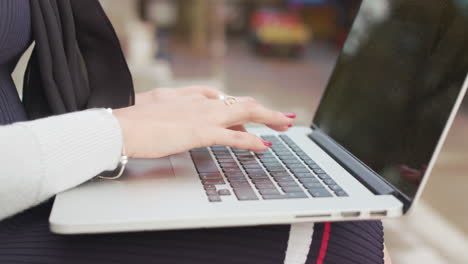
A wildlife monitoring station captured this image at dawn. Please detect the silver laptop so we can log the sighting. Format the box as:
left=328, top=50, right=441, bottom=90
left=50, top=0, right=468, bottom=234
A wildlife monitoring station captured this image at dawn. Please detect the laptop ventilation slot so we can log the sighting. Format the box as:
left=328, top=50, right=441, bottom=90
left=295, top=214, right=332, bottom=219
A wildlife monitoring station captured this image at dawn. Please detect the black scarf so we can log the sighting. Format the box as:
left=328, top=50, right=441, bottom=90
left=23, top=0, right=134, bottom=120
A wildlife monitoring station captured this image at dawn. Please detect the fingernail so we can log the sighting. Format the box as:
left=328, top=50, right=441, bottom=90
left=284, top=113, right=296, bottom=119
left=288, top=124, right=293, bottom=128
left=262, top=140, right=273, bottom=147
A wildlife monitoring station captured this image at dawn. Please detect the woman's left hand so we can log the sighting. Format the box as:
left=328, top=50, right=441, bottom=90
left=136, top=86, right=221, bottom=105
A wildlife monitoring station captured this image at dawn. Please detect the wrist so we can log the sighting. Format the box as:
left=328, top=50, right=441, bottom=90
left=112, top=107, right=136, bottom=158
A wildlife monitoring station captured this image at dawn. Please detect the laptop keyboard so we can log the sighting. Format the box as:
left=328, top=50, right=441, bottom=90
left=189, top=135, right=348, bottom=202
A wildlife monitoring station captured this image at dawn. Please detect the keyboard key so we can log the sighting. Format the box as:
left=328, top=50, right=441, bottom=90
left=243, top=164, right=262, bottom=169
left=199, top=172, right=222, bottom=179
left=218, top=189, right=231, bottom=196
left=302, top=182, right=324, bottom=189
left=282, top=186, right=304, bottom=193
left=290, top=168, right=310, bottom=173
left=278, top=181, right=300, bottom=188
left=298, top=177, right=321, bottom=183
left=247, top=172, right=268, bottom=177
left=233, top=189, right=259, bottom=201
left=240, top=160, right=258, bottom=165
left=273, top=176, right=295, bottom=182
left=294, top=172, right=315, bottom=178
left=235, top=154, right=253, bottom=158
left=335, top=190, right=349, bottom=197
left=206, top=189, right=218, bottom=195
left=312, top=168, right=325, bottom=174
left=208, top=195, right=222, bottom=202
left=227, top=176, right=248, bottom=182
left=245, top=169, right=266, bottom=175
left=230, top=182, right=251, bottom=188
left=224, top=171, right=244, bottom=177
left=202, top=179, right=225, bottom=185
left=270, top=171, right=290, bottom=177
left=304, top=160, right=316, bottom=165
left=212, top=150, right=230, bottom=155
left=279, top=156, right=299, bottom=162
left=259, top=158, right=278, bottom=163
left=309, top=189, right=332, bottom=197
left=259, top=189, right=281, bottom=195
left=248, top=174, right=269, bottom=179
left=266, top=166, right=287, bottom=172
left=220, top=162, right=239, bottom=168
left=270, top=170, right=290, bottom=177
left=217, top=158, right=235, bottom=163
left=262, top=192, right=307, bottom=199
left=231, top=148, right=247, bottom=152
left=286, top=164, right=307, bottom=169
left=223, top=167, right=241, bottom=173
left=203, top=184, right=216, bottom=190
left=328, top=184, right=342, bottom=191
left=251, top=178, right=273, bottom=184
left=283, top=160, right=302, bottom=165
left=255, top=183, right=277, bottom=189
left=323, top=179, right=337, bottom=186
left=191, top=152, right=219, bottom=173
left=317, top=174, right=331, bottom=180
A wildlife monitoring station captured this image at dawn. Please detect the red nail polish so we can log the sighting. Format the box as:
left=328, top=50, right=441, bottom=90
left=288, top=124, right=293, bottom=128
left=262, top=140, right=273, bottom=147
left=284, top=113, right=296, bottom=119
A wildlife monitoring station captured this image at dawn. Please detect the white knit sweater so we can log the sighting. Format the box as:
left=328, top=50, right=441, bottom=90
left=0, top=109, right=313, bottom=264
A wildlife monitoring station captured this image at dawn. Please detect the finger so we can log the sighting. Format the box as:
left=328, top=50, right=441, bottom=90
left=229, top=125, right=247, bottom=132
left=179, top=86, right=221, bottom=99
left=268, top=124, right=291, bottom=132
left=210, top=128, right=272, bottom=152
left=217, top=96, right=294, bottom=128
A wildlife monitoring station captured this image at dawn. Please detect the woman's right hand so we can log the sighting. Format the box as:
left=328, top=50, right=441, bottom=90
left=113, top=95, right=295, bottom=159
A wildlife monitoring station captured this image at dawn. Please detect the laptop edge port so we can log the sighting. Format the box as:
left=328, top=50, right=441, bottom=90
left=341, top=211, right=361, bottom=218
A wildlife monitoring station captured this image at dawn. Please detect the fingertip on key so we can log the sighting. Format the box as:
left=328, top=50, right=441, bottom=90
left=284, top=113, right=297, bottom=119
left=262, top=140, right=273, bottom=147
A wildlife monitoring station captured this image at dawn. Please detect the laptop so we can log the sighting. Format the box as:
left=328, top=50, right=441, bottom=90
left=50, top=0, right=468, bottom=234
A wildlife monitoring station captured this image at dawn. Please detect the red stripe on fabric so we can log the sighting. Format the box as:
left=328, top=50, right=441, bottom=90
left=316, top=222, right=331, bottom=264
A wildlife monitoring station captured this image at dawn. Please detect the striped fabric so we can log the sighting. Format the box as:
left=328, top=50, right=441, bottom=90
left=307, top=222, right=384, bottom=264
left=0, top=0, right=30, bottom=125
left=0, top=201, right=290, bottom=264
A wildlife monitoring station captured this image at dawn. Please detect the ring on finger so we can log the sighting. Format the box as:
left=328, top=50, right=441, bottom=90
left=217, top=94, right=238, bottom=106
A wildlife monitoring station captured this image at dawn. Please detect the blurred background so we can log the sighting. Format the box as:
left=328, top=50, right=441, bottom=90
left=13, top=0, right=468, bottom=263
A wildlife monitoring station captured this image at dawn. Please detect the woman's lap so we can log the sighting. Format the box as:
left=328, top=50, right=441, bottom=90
left=0, top=201, right=384, bottom=264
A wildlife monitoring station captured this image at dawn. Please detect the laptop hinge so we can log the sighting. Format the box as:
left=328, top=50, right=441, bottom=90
left=308, top=130, right=396, bottom=196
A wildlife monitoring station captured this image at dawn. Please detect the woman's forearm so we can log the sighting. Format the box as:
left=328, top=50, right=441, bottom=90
left=0, top=109, right=122, bottom=220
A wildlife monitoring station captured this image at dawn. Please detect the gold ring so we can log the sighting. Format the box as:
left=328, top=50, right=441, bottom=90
left=218, top=94, right=238, bottom=106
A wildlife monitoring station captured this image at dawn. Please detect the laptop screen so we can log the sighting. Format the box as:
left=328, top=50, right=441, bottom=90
left=313, top=0, right=468, bottom=200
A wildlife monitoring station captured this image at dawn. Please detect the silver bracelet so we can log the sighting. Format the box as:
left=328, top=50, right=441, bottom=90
left=97, top=108, right=128, bottom=180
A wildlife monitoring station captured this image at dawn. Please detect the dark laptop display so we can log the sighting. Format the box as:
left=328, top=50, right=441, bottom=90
left=314, top=0, right=468, bottom=199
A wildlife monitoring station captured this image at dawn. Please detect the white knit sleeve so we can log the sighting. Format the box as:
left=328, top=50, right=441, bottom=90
left=0, top=109, right=123, bottom=220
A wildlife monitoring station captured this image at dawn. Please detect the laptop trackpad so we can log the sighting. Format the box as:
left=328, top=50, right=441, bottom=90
left=122, top=157, right=175, bottom=181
